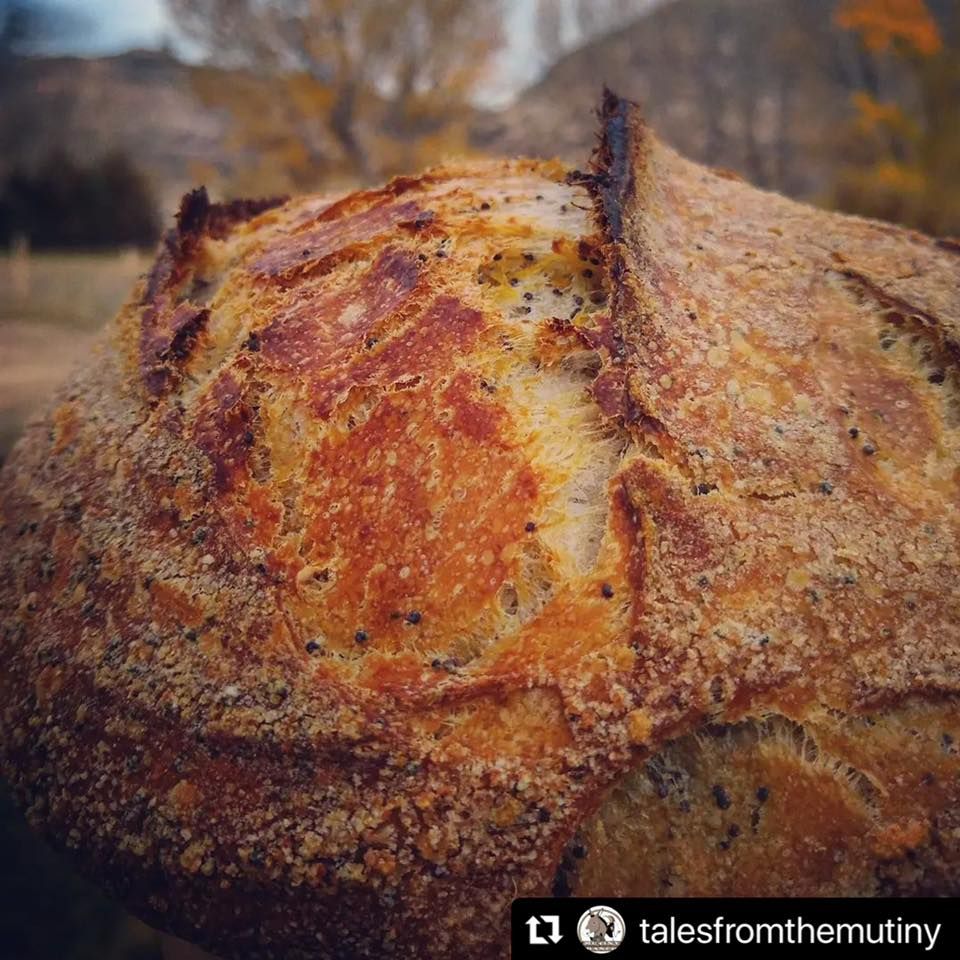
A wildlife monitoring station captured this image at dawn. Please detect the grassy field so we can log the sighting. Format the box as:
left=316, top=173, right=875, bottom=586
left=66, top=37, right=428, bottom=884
left=0, top=250, right=150, bottom=460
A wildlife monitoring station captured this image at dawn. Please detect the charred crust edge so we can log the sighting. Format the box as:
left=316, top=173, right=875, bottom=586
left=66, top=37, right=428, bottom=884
left=567, top=87, right=645, bottom=243
left=143, top=187, right=288, bottom=304
left=935, top=236, right=960, bottom=255
left=593, top=86, right=637, bottom=242
left=567, top=89, right=651, bottom=430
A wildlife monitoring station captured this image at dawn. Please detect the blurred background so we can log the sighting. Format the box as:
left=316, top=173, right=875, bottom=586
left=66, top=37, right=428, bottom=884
left=0, top=1, right=958, bottom=957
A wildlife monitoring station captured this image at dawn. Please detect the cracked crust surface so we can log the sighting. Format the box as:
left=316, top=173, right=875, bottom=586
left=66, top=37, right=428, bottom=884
left=1, top=92, right=959, bottom=958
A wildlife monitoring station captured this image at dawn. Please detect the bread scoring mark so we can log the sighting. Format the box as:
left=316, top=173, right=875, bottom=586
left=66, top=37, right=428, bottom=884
left=257, top=262, right=483, bottom=426
left=475, top=227, right=632, bottom=586
left=836, top=268, right=960, bottom=428
left=309, top=293, right=484, bottom=420
left=140, top=302, right=211, bottom=397
left=573, top=698, right=960, bottom=897
left=259, top=247, right=421, bottom=379
left=583, top=91, right=960, bottom=512
left=573, top=713, right=881, bottom=896
left=139, top=187, right=285, bottom=398
left=251, top=198, right=424, bottom=277
left=297, top=170, right=436, bottom=228
left=192, top=370, right=255, bottom=494
left=588, top=86, right=641, bottom=244
left=144, top=187, right=286, bottom=305
left=610, top=478, right=646, bottom=593
left=563, top=99, right=960, bottom=906
left=591, top=366, right=634, bottom=423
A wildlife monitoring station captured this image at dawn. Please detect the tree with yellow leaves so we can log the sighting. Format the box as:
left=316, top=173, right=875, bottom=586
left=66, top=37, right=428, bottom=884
left=836, top=0, right=942, bottom=53
left=833, top=0, right=960, bottom=236
left=170, top=0, right=504, bottom=195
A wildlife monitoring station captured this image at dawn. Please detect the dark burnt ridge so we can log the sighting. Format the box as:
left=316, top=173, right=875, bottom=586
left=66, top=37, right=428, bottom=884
left=565, top=89, right=650, bottom=432
left=566, top=87, right=644, bottom=244
left=144, top=187, right=288, bottom=305
left=138, top=187, right=288, bottom=398
left=175, top=187, right=288, bottom=247
left=592, top=87, right=639, bottom=242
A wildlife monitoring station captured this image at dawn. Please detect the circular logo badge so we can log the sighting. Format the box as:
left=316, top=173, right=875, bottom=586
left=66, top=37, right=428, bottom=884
left=576, top=905, right=626, bottom=954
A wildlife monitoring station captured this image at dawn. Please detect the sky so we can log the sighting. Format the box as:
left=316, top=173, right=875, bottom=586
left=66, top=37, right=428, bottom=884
left=54, top=0, right=175, bottom=53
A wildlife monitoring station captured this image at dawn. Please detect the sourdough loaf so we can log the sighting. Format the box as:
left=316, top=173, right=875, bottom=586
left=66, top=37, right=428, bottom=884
left=1, top=91, right=959, bottom=959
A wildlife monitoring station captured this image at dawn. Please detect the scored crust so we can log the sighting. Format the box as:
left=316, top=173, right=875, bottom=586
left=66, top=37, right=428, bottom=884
left=0, top=92, right=958, bottom=958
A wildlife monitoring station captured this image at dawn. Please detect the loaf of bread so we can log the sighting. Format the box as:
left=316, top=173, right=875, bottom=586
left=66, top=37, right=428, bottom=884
left=1, top=90, right=958, bottom=959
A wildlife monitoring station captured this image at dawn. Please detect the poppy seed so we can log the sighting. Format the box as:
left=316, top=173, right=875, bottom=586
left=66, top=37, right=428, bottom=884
left=712, top=784, right=732, bottom=810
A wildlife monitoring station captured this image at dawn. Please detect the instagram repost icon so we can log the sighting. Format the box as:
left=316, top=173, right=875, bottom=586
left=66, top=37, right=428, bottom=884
left=576, top=906, right=626, bottom=954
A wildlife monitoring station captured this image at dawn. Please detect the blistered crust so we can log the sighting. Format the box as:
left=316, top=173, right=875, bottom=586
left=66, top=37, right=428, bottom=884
left=0, top=95, right=958, bottom=959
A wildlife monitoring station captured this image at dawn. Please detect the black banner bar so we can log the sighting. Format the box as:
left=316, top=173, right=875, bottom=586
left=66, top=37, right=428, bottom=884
left=512, top=898, right=958, bottom=957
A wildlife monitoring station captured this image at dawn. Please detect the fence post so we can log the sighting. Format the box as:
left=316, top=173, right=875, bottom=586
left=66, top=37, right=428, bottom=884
left=10, top=233, right=31, bottom=300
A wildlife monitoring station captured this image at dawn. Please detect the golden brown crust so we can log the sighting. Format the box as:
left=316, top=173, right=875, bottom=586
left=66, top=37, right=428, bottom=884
left=0, top=93, right=958, bottom=959
left=568, top=90, right=960, bottom=899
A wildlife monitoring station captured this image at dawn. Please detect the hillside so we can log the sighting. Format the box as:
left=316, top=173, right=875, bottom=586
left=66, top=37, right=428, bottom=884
left=0, top=49, right=231, bottom=216
left=472, top=0, right=855, bottom=200
left=0, top=0, right=952, bottom=217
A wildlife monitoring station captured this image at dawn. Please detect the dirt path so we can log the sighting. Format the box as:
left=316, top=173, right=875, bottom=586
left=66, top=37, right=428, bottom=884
left=0, top=251, right=149, bottom=459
